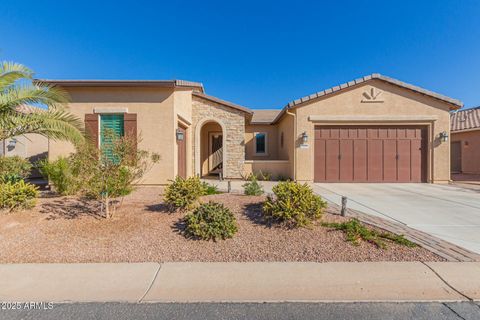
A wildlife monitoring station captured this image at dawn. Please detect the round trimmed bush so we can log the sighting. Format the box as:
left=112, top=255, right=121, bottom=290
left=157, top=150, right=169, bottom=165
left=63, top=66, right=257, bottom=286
left=263, top=181, right=327, bottom=228
left=0, top=180, right=38, bottom=211
left=164, top=176, right=205, bottom=211
left=184, top=201, right=238, bottom=240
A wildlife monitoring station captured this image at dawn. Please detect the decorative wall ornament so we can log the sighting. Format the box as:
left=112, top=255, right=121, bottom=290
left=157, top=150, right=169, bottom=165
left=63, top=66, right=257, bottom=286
left=361, top=87, right=384, bottom=103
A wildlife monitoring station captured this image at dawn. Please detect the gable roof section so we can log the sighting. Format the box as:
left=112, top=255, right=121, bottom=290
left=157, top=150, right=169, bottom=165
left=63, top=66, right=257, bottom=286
left=285, top=73, right=463, bottom=110
left=250, top=109, right=282, bottom=124
left=192, top=92, right=253, bottom=115
left=451, top=106, right=480, bottom=132
left=37, top=79, right=205, bottom=93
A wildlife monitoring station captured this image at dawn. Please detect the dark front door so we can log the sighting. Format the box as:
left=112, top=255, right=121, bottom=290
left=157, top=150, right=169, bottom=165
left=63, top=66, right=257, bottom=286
left=451, top=141, right=462, bottom=173
left=314, top=126, right=427, bottom=182
left=177, top=126, right=187, bottom=178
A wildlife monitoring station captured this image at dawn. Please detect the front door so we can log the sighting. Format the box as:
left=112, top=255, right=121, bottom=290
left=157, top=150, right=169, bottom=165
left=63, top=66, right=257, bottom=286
left=177, top=126, right=187, bottom=178
left=209, top=132, right=223, bottom=173
left=451, top=141, right=462, bottom=173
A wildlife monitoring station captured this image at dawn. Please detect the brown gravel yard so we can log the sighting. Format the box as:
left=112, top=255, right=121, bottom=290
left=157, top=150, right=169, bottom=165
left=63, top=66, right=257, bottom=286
left=0, top=187, right=443, bottom=263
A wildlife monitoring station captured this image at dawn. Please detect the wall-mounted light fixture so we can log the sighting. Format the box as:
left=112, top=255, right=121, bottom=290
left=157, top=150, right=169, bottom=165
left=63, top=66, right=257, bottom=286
left=301, top=131, right=308, bottom=144
left=7, top=138, right=17, bottom=148
left=439, top=131, right=449, bottom=142
left=176, top=129, right=185, bottom=141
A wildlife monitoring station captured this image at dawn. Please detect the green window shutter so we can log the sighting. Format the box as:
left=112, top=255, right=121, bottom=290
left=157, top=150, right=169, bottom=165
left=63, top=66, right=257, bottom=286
left=100, top=114, right=124, bottom=163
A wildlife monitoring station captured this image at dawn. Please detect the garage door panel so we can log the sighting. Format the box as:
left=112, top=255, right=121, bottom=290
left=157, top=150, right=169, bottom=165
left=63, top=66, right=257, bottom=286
left=314, top=139, right=326, bottom=182
left=353, top=140, right=367, bottom=181
left=411, top=139, right=423, bottom=182
left=397, top=140, right=411, bottom=182
left=367, top=139, right=383, bottom=182
left=383, top=140, right=397, bottom=181
left=325, top=140, right=339, bottom=181
left=339, top=140, right=353, bottom=181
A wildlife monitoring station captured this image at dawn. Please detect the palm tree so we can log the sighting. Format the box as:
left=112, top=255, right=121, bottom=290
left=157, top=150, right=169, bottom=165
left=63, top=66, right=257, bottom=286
left=0, top=61, right=84, bottom=144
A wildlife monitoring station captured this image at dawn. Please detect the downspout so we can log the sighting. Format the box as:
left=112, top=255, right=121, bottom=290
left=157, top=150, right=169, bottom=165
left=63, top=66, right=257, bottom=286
left=285, top=108, right=296, bottom=181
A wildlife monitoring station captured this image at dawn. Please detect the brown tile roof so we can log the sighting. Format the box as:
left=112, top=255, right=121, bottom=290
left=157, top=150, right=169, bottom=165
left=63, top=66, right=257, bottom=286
left=250, top=109, right=282, bottom=124
left=285, top=74, right=463, bottom=110
left=192, top=92, right=253, bottom=114
left=37, top=79, right=204, bottom=92
left=451, top=107, right=480, bottom=132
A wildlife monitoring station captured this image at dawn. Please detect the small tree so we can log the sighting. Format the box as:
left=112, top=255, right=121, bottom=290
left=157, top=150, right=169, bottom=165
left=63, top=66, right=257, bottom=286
left=74, top=131, right=159, bottom=218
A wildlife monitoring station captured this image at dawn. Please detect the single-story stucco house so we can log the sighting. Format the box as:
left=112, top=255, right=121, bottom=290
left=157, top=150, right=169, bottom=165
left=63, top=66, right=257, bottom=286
left=43, top=74, right=462, bottom=184
left=450, top=106, right=480, bottom=174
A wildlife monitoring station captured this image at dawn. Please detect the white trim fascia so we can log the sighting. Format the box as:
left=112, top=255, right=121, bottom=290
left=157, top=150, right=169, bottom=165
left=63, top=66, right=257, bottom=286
left=308, top=115, right=439, bottom=122
left=94, top=107, right=128, bottom=114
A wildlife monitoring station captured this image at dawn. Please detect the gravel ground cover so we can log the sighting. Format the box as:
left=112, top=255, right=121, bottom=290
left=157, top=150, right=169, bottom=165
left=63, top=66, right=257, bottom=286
left=0, top=187, right=443, bottom=263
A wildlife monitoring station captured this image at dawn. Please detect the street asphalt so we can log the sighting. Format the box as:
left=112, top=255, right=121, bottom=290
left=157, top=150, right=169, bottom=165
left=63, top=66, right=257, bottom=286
left=1, top=302, right=480, bottom=320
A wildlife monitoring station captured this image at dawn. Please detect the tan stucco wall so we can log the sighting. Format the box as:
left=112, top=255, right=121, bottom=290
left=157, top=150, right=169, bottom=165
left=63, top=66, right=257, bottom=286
left=245, top=124, right=278, bottom=160
left=293, top=80, right=452, bottom=183
left=174, top=89, right=194, bottom=178
left=49, top=86, right=176, bottom=184
left=244, top=160, right=290, bottom=180
left=451, top=130, right=480, bottom=174
left=276, top=113, right=295, bottom=178
left=192, top=96, right=246, bottom=179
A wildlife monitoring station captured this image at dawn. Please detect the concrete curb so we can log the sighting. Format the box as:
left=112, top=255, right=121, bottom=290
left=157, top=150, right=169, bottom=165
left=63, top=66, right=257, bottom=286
left=0, top=262, right=478, bottom=303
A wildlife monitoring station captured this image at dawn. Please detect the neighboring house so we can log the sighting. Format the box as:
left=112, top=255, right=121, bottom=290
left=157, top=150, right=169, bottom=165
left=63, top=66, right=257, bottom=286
left=450, top=106, right=480, bottom=174
left=44, top=74, right=462, bottom=184
left=1, top=105, right=49, bottom=178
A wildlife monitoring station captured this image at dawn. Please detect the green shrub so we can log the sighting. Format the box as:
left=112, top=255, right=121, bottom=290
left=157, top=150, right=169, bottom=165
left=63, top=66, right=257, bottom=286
left=321, top=219, right=417, bottom=249
left=263, top=181, right=327, bottom=227
left=0, top=156, right=32, bottom=183
left=243, top=171, right=271, bottom=181
left=243, top=176, right=264, bottom=196
left=164, top=176, right=205, bottom=211
left=201, top=182, right=221, bottom=195
left=184, top=201, right=238, bottom=240
left=38, top=157, right=81, bottom=195
left=0, top=180, right=38, bottom=211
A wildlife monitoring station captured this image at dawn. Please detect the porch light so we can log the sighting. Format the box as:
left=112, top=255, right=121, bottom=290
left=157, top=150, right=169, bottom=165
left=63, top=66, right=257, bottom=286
left=7, top=138, right=17, bottom=148
left=301, top=131, right=308, bottom=144
left=439, top=131, right=449, bottom=142
left=176, top=129, right=185, bottom=141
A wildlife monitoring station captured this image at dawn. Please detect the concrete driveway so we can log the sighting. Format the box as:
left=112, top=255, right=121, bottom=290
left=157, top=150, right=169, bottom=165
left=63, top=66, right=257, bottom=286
left=313, top=183, right=480, bottom=254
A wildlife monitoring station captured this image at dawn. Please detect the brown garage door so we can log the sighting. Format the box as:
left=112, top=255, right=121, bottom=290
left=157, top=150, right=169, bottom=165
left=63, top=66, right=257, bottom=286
left=314, top=126, right=427, bottom=182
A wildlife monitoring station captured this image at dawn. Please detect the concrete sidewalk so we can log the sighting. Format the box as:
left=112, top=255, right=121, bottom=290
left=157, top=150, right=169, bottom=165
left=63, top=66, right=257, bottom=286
left=0, top=262, right=479, bottom=303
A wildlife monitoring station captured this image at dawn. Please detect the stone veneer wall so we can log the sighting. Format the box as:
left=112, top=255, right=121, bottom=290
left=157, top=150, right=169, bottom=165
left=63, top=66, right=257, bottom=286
left=192, top=96, right=246, bottom=179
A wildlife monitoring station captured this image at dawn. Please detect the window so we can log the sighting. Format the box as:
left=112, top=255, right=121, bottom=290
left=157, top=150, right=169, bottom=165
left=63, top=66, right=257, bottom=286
left=254, top=132, right=267, bottom=155
left=100, top=114, right=124, bottom=162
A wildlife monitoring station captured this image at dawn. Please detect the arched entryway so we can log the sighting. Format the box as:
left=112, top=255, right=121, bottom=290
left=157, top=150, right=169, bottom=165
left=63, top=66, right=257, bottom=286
left=195, top=119, right=226, bottom=178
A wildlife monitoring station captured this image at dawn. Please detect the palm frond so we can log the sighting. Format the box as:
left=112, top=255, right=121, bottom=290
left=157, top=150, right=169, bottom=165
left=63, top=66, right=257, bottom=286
left=0, top=109, right=85, bottom=145
left=0, top=82, right=70, bottom=113
left=0, top=61, right=33, bottom=90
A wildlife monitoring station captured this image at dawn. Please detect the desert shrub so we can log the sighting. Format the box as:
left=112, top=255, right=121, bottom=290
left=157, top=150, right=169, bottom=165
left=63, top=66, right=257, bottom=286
left=38, top=157, right=82, bottom=195
left=243, top=176, right=264, bottom=196
left=243, top=171, right=271, bottom=181
left=263, top=181, right=327, bottom=228
left=0, top=156, right=32, bottom=183
left=0, top=180, right=38, bottom=211
left=201, top=181, right=221, bottom=195
left=321, top=219, right=417, bottom=249
left=72, top=134, right=160, bottom=218
left=184, top=201, right=238, bottom=240
left=256, top=170, right=271, bottom=181
left=164, top=176, right=205, bottom=211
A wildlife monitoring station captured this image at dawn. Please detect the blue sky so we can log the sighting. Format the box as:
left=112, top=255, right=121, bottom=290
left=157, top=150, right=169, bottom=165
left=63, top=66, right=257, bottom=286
left=1, top=0, right=479, bottom=109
